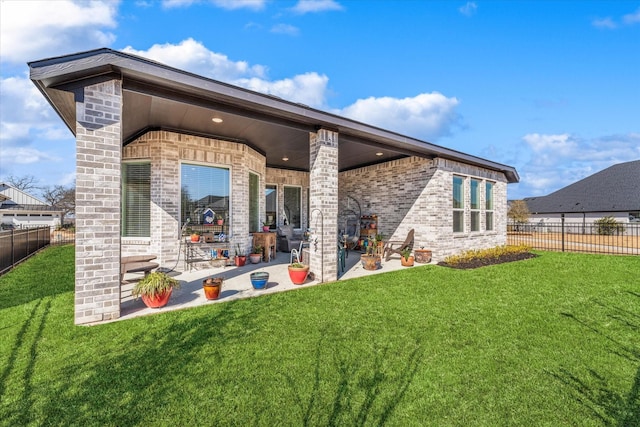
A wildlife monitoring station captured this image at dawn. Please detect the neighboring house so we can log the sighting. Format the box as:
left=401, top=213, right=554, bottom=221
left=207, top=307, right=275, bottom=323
left=523, top=160, right=640, bottom=225
left=29, top=48, right=519, bottom=324
left=0, top=183, right=63, bottom=229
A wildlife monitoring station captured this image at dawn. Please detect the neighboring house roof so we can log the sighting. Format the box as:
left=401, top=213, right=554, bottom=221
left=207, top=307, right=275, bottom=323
left=524, top=160, right=640, bottom=214
left=0, top=183, right=48, bottom=206
left=28, top=48, right=519, bottom=183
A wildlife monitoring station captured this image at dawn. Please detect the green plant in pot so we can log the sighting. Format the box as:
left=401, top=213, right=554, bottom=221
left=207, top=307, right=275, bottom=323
left=234, top=243, right=247, bottom=267
left=360, top=237, right=381, bottom=270
left=132, top=272, right=180, bottom=308
left=249, top=245, right=263, bottom=264
left=400, top=247, right=414, bottom=267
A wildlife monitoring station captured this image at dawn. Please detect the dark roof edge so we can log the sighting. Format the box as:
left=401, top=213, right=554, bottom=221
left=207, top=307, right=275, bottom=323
left=29, top=48, right=519, bottom=183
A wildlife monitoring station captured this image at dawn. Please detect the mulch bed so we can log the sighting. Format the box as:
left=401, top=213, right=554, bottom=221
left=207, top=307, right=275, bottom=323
left=437, top=252, right=538, bottom=269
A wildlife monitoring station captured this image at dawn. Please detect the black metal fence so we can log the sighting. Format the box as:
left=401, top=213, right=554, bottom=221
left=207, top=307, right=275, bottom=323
left=507, top=221, right=640, bottom=255
left=0, top=227, right=52, bottom=275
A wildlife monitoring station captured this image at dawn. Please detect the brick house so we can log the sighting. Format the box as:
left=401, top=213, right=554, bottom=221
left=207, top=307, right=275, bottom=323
left=29, top=49, right=519, bottom=324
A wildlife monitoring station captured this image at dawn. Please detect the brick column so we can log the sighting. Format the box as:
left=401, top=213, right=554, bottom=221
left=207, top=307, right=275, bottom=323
left=74, top=79, right=122, bottom=324
left=309, top=128, right=339, bottom=282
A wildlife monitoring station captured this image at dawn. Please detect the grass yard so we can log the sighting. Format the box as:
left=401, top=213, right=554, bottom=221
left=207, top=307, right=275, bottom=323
left=0, top=245, right=639, bottom=426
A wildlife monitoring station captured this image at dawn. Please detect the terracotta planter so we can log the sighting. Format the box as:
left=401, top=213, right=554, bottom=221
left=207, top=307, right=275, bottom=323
left=202, top=278, right=223, bottom=300
left=401, top=255, right=415, bottom=267
left=361, top=254, right=381, bottom=271
left=250, top=271, right=269, bottom=289
left=249, top=253, right=262, bottom=264
left=141, top=288, right=173, bottom=308
left=262, top=226, right=270, bottom=232
left=234, top=256, right=246, bottom=267
left=288, top=264, right=310, bottom=285
left=414, top=249, right=432, bottom=264
left=217, top=219, right=224, bottom=225
left=190, top=234, right=200, bottom=243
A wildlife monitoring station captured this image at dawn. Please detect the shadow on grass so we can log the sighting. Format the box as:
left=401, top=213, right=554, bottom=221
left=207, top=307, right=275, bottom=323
left=285, top=331, right=424, bottom=426
left=553, top=292, right=639, bottom=426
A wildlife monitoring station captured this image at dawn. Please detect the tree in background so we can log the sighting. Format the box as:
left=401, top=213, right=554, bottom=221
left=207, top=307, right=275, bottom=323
left=4, top=175, right=40, bottom=192
left=508, top=200, right=530, bottom=224
left=41, top=185, right=75, bottom=226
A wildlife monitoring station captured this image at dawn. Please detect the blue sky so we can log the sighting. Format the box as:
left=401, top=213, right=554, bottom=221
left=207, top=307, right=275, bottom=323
left=1, top=0, right=638, bottom=199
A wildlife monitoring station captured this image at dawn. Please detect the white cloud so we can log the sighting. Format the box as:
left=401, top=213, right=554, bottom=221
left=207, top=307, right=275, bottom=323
left=458, top=2, right=477, bottom=17
left=338, top=93, right=461, bottom=141
left=0, top=0, right=118, bottom=64
left=513, top=133, right=640, bottom=198
left=238, top=73, right=329, bottom=107
left=592, top=17, right=617, bottom=29
left=271, top=24, right=300, bottom=36
left=122, top=39, right=331, bottom=107
left=623, top=7, right=640, bottom=25
left=162, top=0, right=265, bottom=9
left=122, top=38, right=268, bottom=82
left=291, top=0, right=343, bottom=14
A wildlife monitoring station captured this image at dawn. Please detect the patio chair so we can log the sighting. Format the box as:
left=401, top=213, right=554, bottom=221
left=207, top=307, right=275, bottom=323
left=383, top=229, right=415, bottom=262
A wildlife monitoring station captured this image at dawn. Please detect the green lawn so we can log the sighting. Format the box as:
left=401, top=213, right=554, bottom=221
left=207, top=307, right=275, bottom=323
left=0, top=245, right=638, bottom=426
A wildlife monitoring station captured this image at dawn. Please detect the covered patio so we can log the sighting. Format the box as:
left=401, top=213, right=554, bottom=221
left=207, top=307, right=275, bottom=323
left=29, top=48, right=518, bottom=325
left=119, top=249, right=414, bottom=322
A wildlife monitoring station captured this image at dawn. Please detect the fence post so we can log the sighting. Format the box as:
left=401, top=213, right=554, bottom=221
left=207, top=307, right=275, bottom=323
left=561, top=214, right=565, bottom=252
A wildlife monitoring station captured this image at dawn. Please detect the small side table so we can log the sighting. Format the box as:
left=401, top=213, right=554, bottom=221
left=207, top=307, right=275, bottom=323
left=253, top=232, right=276, bottom=262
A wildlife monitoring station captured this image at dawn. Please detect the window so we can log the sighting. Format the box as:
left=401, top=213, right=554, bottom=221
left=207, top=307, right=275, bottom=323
left=122, top=162, right=150, bottom=237
left=283, top=186, right=301, bottom=228
left=181, top=164, right=229, bottom=231
left=486, top=182, right=494, bottom=231
left=453, top=176, right=464, bottom=232
left=470, top=179, right=480, bottom=232
left=249, top=172, right=259, bottom=232
left=265, top=185, right=277, bottom=229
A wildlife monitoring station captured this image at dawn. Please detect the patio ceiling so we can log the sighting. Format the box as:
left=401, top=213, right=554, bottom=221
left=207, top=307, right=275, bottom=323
left=29, top=48, right=519, bottom=181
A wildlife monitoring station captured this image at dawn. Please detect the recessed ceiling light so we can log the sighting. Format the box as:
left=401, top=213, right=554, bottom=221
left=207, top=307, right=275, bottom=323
left=282, top=156, right=289, bottom=161
left=211, top=117, right=223, bottom=123
left=375, top=152, right=383, bottom=156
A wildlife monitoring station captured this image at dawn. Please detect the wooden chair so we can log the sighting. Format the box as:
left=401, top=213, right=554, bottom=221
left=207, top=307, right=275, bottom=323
left=383, top=229, right=415, bottom=262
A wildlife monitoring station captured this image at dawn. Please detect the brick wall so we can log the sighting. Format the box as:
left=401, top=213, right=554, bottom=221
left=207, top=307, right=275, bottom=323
left=74, top=79, right=122, bottom=325
left=339, top=156, right=508, bottom=262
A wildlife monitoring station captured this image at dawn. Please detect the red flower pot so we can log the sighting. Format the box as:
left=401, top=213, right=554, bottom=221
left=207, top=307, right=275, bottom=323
left=203, top=278, right=223, bottom=300
left=234, top=256, right=247, bottom=267
left=141, top=288, right=173, bottom=308
left=288, top=265, right=310, bottom=285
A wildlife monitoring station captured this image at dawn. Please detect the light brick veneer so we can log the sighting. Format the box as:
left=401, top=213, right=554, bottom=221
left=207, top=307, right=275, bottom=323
left=339, top=156, right=508, bottom=262
left=74, top=80, right=122, bottom=324
left=123, top=131, right=266, bottom=268
left=309, top=129, right=339, bottom=282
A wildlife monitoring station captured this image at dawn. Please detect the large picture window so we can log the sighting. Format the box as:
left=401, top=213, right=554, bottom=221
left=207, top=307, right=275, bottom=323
left=453, top=176, right=464, bottom=233
left=284, top=186, right=301, bottom=229
left=181, top=164, right=229, bottom=233
left=470, top=179, right=480, bottom=232
left=122, top=162, right=150, bottom=237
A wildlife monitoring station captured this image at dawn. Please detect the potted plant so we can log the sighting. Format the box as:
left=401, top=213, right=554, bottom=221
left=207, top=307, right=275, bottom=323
left=132, top=272, right=180, bottom=308
left=202, top=277, right=223, bottom=300
left=360, top=238, right=381, bottom=271
left=414, top=246, right=432, bottom=264
left=190, top=230, right=201, bottom=242
left=216, top=214, right=224, bottom=225
left=262, top=221, right=270, bottom=232
left=234, top=243, right=247, bottom=267
left=250, top=271, right=269, bottom=289
left=288, top=262, right=310, bottom=285
left=249, top=245, right=263, bottom=264
left=400, top=247, right=414, bottom=267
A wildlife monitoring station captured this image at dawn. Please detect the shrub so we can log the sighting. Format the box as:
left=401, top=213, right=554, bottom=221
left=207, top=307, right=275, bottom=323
left=594, top=216, right=624, bottom=236
left=443, top=245, right=531, bottom=266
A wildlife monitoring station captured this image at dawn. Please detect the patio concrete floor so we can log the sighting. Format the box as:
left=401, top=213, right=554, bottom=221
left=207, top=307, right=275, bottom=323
left=118, top=249, right=421, bottom=322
